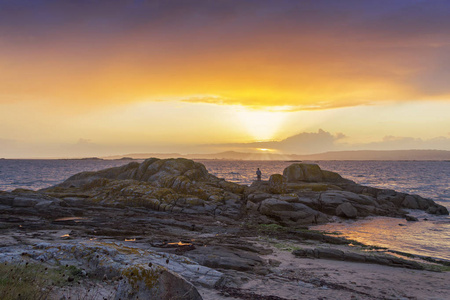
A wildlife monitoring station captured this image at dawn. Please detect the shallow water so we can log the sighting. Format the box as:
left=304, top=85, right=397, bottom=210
left=312, top=215, right=450, bottom=261
left=0, top=158, right=449, bottom=260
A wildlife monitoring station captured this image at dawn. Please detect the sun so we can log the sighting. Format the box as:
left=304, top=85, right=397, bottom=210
left=236, top=108, right=286, bottom=141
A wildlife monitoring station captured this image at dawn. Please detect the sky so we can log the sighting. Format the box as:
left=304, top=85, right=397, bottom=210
left=1, top=0, right=450, bottom=158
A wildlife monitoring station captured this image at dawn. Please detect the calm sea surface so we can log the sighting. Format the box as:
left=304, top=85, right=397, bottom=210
left=0, top=159, right=449, bottom=260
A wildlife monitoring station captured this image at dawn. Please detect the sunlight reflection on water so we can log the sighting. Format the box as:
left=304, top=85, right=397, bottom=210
left=312, top=216, right=450, bottom=261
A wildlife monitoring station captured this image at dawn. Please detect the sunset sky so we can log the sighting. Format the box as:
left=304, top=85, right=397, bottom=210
left=1, top=0, right=450, bottom=158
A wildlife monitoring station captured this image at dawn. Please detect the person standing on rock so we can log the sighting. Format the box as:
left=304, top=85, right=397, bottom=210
left=256, top=168, right=262, bottom=181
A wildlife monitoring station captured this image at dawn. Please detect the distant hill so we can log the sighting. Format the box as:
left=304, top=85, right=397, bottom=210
left=295, top=150, right=450, bottom=160
left=104, top=151, right=301, bottom=160
left=104, top=153, right=183, bottom=160
left=186, top=151, right=303, bottom=160
left=104, top=150, right=450, bottom=161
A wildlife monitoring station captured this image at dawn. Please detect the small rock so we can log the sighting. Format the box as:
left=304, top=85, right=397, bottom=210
left=268, top=259, right=281, bottom=267
left=298, top=280, right=315, bottom=288
left=405, top=215, right=418, bottom=222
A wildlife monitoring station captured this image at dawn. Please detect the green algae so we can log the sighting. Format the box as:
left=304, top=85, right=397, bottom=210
left=121, top=265, right=163, bottom=290
left=0, top=262, right=84, bottom=300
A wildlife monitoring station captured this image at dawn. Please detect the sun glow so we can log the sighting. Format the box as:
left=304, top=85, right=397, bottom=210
left=257, top=148, right=275, bottom=152
left=237, top=108, right=287, bottom=141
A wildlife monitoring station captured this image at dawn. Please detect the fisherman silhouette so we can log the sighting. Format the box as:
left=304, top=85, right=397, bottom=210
left=256, top=168, right=262, bottom=181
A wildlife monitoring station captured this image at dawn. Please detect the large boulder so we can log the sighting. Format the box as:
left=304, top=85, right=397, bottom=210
left=283, top=163, right=323, bottom=182
left=12, top=196, right=40, bottom=207
left=268, top=174, right=286, bottom=194
left=426, top=205, right=449, bottom=215
left=401, top=194, right=448, bottom=215
left=336, top=202, right=358, bottom=218
left=321, top=170, right=344, bottom=182
left=247, top=192, right=273, bottom=204
left=185, top=246, right=264, bottom=272
left=300, top=164, right=323, bottom=182
left=0, top=192, right=14, bottom=206
left=282, top=164, right=304, bottom=182
left=321, top=191, right=377, bottom=206
left=117, top=264, right=202, bottom=300
left=283, top=163, right=351, bottom=185
left=318, top=191, right=379, bottom=217
left=0, top=192, right=71, bottom=218
left=258, top=198, right=328, bottom=225
left=402, top=195, right=420, bottom=209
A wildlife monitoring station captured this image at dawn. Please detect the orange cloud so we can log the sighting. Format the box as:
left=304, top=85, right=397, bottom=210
left=0, top=0, right=449, bottom=113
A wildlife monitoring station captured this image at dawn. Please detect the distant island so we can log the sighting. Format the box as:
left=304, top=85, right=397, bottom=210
left=104, top=149, right=450, bottom=161
left=57, top=157, right=104, bottom=161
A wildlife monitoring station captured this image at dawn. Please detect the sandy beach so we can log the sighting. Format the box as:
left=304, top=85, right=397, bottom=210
left=199, top=239, right=450, bottom=300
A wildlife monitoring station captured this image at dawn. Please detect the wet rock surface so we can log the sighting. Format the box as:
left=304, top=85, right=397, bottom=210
left=292, top=248, right=423, bottom=270
left=1, top=159, right=449, bottom=299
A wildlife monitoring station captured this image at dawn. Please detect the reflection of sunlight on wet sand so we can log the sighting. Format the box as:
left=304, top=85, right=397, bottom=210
left=167, top=241, right=192, bottom=246
left=312, top=216, right=450, bottom=261
left=54, top=217, right=86, bottom=222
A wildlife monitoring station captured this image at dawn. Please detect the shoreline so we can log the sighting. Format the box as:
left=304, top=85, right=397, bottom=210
left=311, top=214, right=450, bottom=262
left=1, top=158, right=449, bottom=299
left=1, top=211, right=449, bottom=299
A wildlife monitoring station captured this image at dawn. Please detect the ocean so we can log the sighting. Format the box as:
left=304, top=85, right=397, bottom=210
left=0, top=159, right=449, bottom=260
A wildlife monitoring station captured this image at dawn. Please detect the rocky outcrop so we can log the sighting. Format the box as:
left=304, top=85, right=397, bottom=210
left=281, top=163, right=448, bottom=218
left=0, top=190, right=72, bottom=218
left=1, top=159, right=446, bottom=232
left=258, top=198, right=329, bottom=225
left=50, top=158, right=245, bottom=195
left=42, top=158, right=245, bottom=218
left=2, top=159, right=449, bottom=299
left=246, top=163, right=447, bottom=222
left=185, top=245, right=265, bottom=272
left=0, top=241, right=211, bottom=299
left=117, top=264, right=201, bottom=300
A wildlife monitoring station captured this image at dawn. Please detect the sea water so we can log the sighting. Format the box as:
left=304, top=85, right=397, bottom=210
left=0, top=159, right=449, bottom=260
